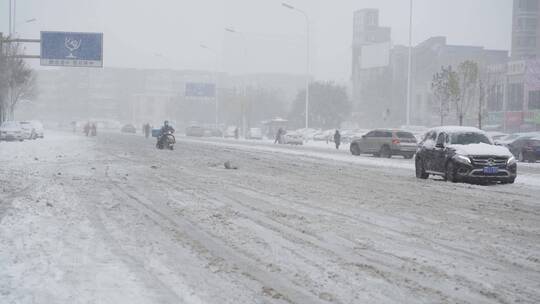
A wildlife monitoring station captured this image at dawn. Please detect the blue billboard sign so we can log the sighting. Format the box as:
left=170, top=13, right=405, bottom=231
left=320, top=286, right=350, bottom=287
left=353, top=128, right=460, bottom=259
left=40, top=31, right=103, bottom=67
left=185, top=82, right=216, bottom=98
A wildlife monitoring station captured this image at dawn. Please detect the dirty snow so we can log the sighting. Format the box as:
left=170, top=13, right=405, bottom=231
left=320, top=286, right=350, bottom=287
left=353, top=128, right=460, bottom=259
left=1, top=131, right=540, bottom=304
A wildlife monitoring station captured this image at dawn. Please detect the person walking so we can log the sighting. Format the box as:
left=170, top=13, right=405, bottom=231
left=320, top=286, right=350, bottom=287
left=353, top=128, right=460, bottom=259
left=334, top=129, right=341, bottom=150
left=274, top=128, right=284, bottom=144
left=90, top=123, right=97, bottom=136
left=83, top=122, right=90, bottom=136
left=144, top=123, right=151, bottom=138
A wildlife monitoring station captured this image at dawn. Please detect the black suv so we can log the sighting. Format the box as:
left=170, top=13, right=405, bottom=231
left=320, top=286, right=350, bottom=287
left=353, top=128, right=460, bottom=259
left=415, top=126, right=517, bottom=184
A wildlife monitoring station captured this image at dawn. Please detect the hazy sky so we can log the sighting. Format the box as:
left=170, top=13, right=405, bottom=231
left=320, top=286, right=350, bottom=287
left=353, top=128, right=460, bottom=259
left=2, top=0, right=512, bottom=82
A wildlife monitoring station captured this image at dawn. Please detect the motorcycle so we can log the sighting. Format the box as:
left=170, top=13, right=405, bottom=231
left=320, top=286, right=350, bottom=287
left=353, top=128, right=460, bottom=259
left=156, top=130, right=176, bottom=150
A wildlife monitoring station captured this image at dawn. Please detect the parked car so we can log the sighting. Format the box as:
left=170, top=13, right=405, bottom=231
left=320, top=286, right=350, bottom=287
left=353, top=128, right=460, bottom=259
left=486, top=131, right=507, bottom=142
left=206, top=127, right=223, bottom=137
left=296, top=128, right=319, bottom=141
left=283, top=131, right=304, bottom=145
left=313, top=129, right=334, bottom=142
left=0, top=121, right=24, bottom=141
left=121, top=124, right=137, bottom=133
left=185, top=125, right=206, bottom=137
left=349, top=129, right=417, bottom=158
left=507, top=136, right=540, bottom=162
left=246, top=128, right=263, bottom=140
left=224, top=126, right=238, bottom=138
left=401, top=125, right=428, bottom=141
left=415, top=126, right=517, bottom=184
left=18, top=121, right=37, bottom=140
left=340, top=129, right=368, bottom=144
left=495, top=132, right=540, bottom=146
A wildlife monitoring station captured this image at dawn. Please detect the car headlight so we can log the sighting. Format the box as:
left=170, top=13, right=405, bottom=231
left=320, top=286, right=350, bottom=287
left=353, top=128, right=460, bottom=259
left=507, top=156, right=516, bottom=165
left=454, top=154, right=471, bottom=164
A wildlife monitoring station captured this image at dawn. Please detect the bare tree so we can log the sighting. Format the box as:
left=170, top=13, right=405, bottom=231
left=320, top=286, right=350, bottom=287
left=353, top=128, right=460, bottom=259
left=0, top=38, right=36, bottom=122
left=455, top=60, right=479, bottom=126
left=431, top=65, right=460, bottom=126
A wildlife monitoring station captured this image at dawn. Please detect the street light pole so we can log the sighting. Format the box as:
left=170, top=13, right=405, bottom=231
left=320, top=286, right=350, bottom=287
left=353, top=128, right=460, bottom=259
left=13, top=0, right=17, bottom=34
left=406, top=0, right=413, bottom=126
left=9, top=0, right=12, bottom=35
left=200, top=44, right=220, bottom=129
left=225, top=27, right=249, bottom=138
left=282, top=2, right=310, bottom=129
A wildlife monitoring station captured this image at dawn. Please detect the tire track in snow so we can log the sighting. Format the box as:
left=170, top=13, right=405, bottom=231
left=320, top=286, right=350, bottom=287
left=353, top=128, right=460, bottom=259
left=103, top=162, right=328, bottom=304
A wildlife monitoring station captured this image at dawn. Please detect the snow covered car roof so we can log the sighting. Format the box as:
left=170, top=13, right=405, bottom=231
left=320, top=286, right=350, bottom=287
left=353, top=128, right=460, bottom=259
left=428, top=126, right=485, bottom=134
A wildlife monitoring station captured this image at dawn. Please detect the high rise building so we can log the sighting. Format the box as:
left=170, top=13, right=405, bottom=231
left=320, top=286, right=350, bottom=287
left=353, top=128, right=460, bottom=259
left=351, top=9, right=392, bottom=124
left=512, top=0, right=540, bottom=59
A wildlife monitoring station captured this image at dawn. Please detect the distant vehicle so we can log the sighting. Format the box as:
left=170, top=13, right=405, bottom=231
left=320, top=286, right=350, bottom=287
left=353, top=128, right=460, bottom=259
left=506, top=136, right=540, bottom=162
left=401, top=125, right=428, bottom=141
left=350, top=129, right=417, bottom=158
left=0, top=121, right=24, bottom=141
left=204, top=127, right=223, bottom=137
left=18, top=121, right=37, bottom=140
left=340, top=129, right=367, bottom=144
left=185, top=125, right=206, bottom=137
left=495, top=132, right=540, bottom=146
left=296, top=128, right=319, bottom=141
left=313, top=129, right=334, bottom=141
left=486, top=131, right=507, bottom=142
left=28, top=121, right=44, bottom=139
left=246, top=128, right=263, bottom=140
left=518, top=137, right=540, bottom=162
left=283, top=131, right=304, bottom=145
left=121, top=124, right=137, bottom=134
left=224, top=126, right=237, bottom=138
left=415, top=126, right=517, bottom=184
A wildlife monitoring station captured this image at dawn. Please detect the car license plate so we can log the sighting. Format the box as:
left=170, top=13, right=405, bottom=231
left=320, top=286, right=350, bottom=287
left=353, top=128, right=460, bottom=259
left=483, top=167, right=499, bottom=174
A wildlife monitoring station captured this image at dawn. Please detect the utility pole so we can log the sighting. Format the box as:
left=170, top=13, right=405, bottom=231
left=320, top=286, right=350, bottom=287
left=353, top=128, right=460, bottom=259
left=224, top=28, right=248, bottom=138
left=282, top=2, right=310, bottom=129
left=9, top=0, right=12, bottom=35
left=406, top=0, right=413, bottom=126
left=13, top=0, right=17, bottom=35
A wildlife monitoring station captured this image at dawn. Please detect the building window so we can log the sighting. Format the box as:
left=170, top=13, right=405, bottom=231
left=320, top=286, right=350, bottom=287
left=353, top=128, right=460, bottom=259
left=507, top=83, right=524, bottom=111
left=529, top=90, right=540, bottom=109
left=488, top=84, right=504, bottom=111
left=517, top=17, right=538, bottom=31
left=519, top=0, right=539, bottom=11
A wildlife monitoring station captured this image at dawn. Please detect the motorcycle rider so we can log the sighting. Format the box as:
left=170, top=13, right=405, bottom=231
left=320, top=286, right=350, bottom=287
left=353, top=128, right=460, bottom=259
left=157, top=120, right=175, bottom=148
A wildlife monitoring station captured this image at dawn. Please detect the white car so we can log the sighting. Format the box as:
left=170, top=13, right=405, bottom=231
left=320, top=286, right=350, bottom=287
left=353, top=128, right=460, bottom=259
left=19, top=121, right=38, bottom=139
left=224, top=126, right=237, bottom=138
left=313, top=129, right=334, bottom=141
left=0, top=121, right=24, bottom=141
left=283, top=131, right=304, bottom=145
left=296, top=128, right=320, bottom=141
left=247, top=128, right=263, bottom=140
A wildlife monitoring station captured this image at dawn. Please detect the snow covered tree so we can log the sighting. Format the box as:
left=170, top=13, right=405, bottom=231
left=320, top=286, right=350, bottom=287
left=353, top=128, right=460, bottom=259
left=431, top=66, right=460, bottom=126
left=0, top=38, right=37, bottom=123
left=455, top=60, right=479, bottom=126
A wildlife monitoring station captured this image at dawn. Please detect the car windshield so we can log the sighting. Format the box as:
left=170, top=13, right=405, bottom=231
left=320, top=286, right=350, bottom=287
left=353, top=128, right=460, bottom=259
left=449, top=132, right=492, bottom=145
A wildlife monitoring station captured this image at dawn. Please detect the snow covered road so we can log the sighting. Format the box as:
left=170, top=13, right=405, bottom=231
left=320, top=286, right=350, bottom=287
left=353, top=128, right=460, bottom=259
left=1, top=131, right=539, bottom=304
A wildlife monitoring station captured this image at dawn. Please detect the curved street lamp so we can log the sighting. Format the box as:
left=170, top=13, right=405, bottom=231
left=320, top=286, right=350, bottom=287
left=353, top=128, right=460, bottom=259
left=282, top=2, right=310, bottom=129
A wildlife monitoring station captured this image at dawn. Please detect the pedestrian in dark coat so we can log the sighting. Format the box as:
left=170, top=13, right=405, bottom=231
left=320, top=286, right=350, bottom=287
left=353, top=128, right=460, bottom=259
left=274, top=128, right=284, bottom=144
left=334, top=130, right=341, bottom=150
